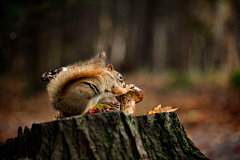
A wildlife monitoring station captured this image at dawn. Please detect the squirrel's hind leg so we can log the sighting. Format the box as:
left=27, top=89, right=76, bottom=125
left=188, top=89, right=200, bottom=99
left=61, top=82, right=98, bottom=116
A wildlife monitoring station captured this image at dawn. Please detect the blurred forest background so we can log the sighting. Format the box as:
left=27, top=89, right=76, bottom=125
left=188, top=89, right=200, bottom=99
left=0, top=0, right=240, bottom=159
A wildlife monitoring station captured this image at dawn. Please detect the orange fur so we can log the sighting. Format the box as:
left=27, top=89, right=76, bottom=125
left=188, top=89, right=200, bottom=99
left=63, top=67, right=106, bottom=89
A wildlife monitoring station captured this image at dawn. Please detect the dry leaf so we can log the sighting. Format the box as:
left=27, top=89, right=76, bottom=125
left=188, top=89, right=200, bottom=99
left=148, top=104, right=179, bottom=114
left=154, top=104, right=161, bottom=111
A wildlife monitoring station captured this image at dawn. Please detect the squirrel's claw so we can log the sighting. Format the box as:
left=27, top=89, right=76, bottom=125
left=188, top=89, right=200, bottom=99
left=128, top=84, right=136, bottom=92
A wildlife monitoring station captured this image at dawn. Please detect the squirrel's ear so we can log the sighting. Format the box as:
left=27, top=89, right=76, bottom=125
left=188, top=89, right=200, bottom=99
left=107, top=64, right=114, bottom=71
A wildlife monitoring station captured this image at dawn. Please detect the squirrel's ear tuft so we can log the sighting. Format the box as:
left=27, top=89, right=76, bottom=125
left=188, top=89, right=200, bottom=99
left=107, top=64, right=114, bottom=71
left=99, top=50, right=106, bottom=58
left=95, top=50, right=106, bottom=67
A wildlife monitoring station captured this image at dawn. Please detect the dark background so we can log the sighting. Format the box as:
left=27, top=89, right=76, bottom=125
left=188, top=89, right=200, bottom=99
left=0, top=0, right=240, bottom=159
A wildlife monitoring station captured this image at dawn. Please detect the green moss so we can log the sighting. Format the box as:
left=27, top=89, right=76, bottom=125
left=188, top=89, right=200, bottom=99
left=230, top=69, right=240, bottom=88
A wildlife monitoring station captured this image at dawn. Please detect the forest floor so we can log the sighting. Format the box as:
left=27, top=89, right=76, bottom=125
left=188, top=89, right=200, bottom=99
left=0, top=72, right=239, bottom=160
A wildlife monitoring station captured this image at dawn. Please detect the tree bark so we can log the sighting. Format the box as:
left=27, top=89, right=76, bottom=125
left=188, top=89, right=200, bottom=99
left=0, top=112, right=209, bottom=160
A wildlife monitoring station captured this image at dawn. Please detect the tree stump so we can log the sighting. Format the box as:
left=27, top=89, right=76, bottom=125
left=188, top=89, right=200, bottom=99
left=0, top=112, right=209, bottom=160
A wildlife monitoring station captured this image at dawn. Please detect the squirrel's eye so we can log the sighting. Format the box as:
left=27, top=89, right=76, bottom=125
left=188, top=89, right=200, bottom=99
left=118, top=74, right=123, bottom=80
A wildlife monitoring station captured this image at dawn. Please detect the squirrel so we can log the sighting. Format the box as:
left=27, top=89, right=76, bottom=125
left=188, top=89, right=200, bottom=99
left=45, top=51, right=135, bottom=118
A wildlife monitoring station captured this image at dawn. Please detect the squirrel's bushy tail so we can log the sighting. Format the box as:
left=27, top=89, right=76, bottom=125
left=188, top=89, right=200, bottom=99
left=47, top=51, right=107, bottom=109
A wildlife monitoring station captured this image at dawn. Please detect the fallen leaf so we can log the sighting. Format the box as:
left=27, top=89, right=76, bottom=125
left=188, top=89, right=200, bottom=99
left=148, top=104, right=179, bottom=114
left=154, top=104, right=162, bottom=111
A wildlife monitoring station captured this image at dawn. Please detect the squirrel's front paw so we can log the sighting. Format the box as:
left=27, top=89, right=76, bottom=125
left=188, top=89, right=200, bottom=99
left=126, top=84, right=135, bottom=91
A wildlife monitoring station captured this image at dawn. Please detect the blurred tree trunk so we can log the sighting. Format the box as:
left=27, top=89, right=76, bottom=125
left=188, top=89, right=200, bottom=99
left=108, top=0, right=127, bottom=70
left=144, top=0, right=155, bottom=71
left=71, top=4, right=100, bottom=61
left=24, top=1, right=41, bottom=89
left=38, top=7, right=63, bottom=75
left=0, top=112, right=209, bottom=160
left=169, top=0, right=191, bottom=73
left=232, top=0, right=240, bottom=66
left=124, top=0, right=149, bottom=71
left=0, top=0, right=5, bottom=72
left=152, top=17, right=168, bottom=73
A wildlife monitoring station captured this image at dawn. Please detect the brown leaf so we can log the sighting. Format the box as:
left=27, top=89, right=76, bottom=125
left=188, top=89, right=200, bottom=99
left=148, top=104, right=179, bottom=114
